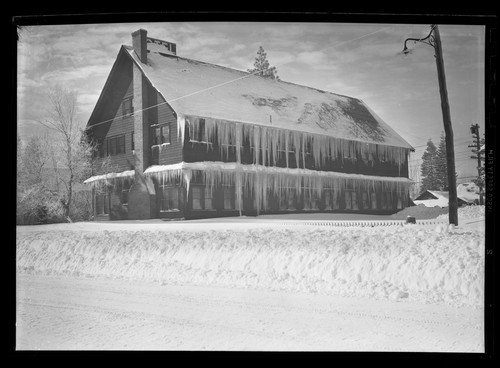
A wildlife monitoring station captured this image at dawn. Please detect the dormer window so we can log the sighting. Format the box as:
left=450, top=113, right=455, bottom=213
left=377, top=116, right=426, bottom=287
left=122, top=97, right=133, bottom=118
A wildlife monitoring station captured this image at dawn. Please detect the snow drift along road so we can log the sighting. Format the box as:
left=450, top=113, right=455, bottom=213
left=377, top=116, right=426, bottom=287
left=17, top=219, right=484, bottom=308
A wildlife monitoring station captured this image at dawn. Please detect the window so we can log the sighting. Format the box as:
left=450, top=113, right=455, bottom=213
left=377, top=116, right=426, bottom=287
left=381, top=192, right=391, bottom=210
left=198, top=119, right=206, bottom=142
left=122, top=97, right=133, bottom=117
left=131, top=132, right=134, bottom=151
left=204, top=186, right=214, bottom=210
left=152, top=123, right=171, bottom=146
left=160, top=185, right=179, bottom=211
left=223, top=185, right=235, bottom=210
left=192, top=185, right=214, bottom=210
left=279, top=190, right=288, bottom=210
left=351, top=192, right=358, bottom=210
left=343, top=147, right=353, bottom=160
left=287, top=190, right=295, bottom=210
left=345, top=192, right=352, bottom=209
left=303, top=189, right=319, bottom=210
left=192, top=186, right=203, bottom=210
left=95, top=190, right=109, bottom=215
left=371, top=193, right=377, bottom=210
left=344, top=191, right=358, bottom=210
left=305, top=140, right=313, bottom=155
left=190, top=118, right=207, bottom=143
left=109, top=137, right=117, bottom=155
left=362, top=192, right=369, bottom=209
left=101, top=135, right=126, bottom=156
left=324, top=190, right=339, bottom=210
left=121, top=180, right=132, bottom=206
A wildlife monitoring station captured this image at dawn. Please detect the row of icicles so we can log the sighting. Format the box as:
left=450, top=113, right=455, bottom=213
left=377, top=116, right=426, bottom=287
left=144, top=162, right=411, bottom=215
left=176, top=114, right=411, bottom=172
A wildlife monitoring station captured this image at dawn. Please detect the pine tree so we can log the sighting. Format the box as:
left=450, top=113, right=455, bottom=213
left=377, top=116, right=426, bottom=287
left=247, top=46, right=280, bottom=80
left=435, top=132, right=449, bottom=190
left=420, top=139, right=440, bottom=193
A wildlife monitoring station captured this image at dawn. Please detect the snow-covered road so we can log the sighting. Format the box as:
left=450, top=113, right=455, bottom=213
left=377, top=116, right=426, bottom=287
left=16, top=274, right=483, bottom=351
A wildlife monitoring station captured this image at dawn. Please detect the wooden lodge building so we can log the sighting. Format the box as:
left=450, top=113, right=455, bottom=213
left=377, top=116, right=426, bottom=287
left=84, top=29, right=414, bottom=220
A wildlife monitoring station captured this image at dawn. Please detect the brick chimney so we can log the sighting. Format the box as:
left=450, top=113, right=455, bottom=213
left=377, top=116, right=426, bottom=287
left=132, top=29, right=148, bottom=63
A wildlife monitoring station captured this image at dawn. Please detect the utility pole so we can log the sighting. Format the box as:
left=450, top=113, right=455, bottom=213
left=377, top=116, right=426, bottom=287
left=401, top=24, right=458, bottom=225
left=468, top=123, right=485, bottom=205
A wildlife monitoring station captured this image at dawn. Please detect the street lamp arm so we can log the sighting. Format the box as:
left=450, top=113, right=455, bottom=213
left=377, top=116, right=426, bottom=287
left=401, top=25, right=436, bottom=53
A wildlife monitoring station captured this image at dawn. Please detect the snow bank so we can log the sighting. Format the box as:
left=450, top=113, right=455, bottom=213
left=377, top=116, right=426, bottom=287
left=16, top=224, right=484, bottom=308
left=436, top=205, right=485, bottom=222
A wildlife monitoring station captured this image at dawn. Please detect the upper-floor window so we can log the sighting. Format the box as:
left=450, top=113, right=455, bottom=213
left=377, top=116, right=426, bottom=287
left=190, top=118, right=207, bottom=143
left=152, top=123, right=171, bottom=146
left=98, top=134, right=126, bottom=157
left=122, top=97, right=133, bottom=118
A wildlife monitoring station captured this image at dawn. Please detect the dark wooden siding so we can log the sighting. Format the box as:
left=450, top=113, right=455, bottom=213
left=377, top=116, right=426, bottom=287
left=90, top=61, right=136, bottom=175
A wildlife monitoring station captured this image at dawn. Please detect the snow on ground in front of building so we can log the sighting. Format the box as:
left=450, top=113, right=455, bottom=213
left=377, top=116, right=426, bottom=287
left=17, top=207, right=485, bottom=309
left=16, top=274, right=484, bottom=351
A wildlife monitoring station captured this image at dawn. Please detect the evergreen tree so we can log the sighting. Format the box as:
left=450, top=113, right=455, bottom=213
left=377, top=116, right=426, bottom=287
left=420, top=139, right=440, bottom=192
left=436, top=132, right=449, bottom=190
left=247, top=46, right=280, bottom=80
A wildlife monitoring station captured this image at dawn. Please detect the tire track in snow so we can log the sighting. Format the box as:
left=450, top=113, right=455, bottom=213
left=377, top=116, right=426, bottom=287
left=16, top=275, right=484, bottom=351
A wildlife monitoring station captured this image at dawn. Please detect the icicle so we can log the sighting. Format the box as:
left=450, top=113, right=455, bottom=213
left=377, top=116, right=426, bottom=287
left=253, top=126, right=260, bottom=166
left=292, top=131, right=301, bottom=169
left=177, top=114, right=186, bottom=145
left=236, top=172, right=242, bottom=216
left=235, top=123, right=242, bottom=164
left=284, top=131, right=290, bottom=168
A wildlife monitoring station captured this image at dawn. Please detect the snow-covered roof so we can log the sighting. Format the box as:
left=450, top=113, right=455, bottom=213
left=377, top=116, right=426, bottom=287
left=457, top=182, right=480, bottom=202
left=413, top=189, right=476, bottom=208
left=414, top=190, right=450, bottom=208
left=83, top=170, right=135, bottom=184
left=124, top=46, right=413, bottom=150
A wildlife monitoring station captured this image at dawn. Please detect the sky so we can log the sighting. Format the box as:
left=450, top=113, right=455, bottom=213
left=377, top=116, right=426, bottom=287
left=17, top=21, right=486, bottom=183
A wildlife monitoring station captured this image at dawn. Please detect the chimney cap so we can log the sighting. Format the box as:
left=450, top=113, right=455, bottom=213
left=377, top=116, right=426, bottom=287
left=132, top=28, right=148, bottom=35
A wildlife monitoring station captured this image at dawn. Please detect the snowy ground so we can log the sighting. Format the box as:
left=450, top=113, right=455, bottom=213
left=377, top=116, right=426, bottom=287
left=16, top=275, right=483, bottom=351
left=16, top=206, right=485, bottom=351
